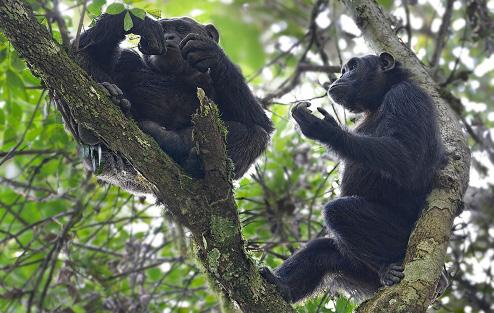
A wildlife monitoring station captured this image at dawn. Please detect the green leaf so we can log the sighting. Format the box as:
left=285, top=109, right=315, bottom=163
left=106, top=3, right=125, bottom=15
left=378, top=0, right=393, bottom=9
left=71, top=305, right=86, bottom=313
left=123, top=11, right=133, bottom=31
left=87, top=3, right=102, bottom=17
left=146, top=8, right=161, bottom=19
left=93, top=0, right=106, bottom=6
left=335, top=296, right=355, bottom=313
left=88, top=0, right=106, bottom=17
left=130, top=8, right=146, bottom=20
left=6, top=69, right=24, bottom=92
left=147, top=268, right=161, bottom=280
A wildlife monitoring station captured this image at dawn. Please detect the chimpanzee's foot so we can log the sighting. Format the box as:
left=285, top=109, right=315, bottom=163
left=379, top=263, right=405, bottom=287
left=260, top=267, right=293, bottom=302
left=99, top=82, right=131, bottom=114
left=139, top=121, right=189, bottom=160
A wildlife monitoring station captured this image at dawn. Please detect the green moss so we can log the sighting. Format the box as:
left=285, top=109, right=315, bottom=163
left=195, top=88, right=228, bottom=138
left=404, top=258, right=437, bottom=283
left=247, top=269, right=266, bottom=301
left=208, top=248, right=221, bottom=273
left=210, top=215, right=237, bottom=243
left=179, top=198, right=195, bottom=215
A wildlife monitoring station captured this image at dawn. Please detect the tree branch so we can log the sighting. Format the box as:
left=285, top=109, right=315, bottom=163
left=0, top=1, right=294, bottom=312
left=430, top=0, right=455, bottom=68
left=341, top=1, right=470, bottom=312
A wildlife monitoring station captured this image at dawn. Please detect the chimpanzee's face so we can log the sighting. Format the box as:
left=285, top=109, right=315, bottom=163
left=160, top=17, right=219, bottom=47
left=327, top=53, right=396, bottom=113
left=145, top=17, right=219, bottom=73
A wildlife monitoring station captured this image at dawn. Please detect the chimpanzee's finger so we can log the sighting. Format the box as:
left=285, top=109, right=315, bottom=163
left=317, top=107, right=331, bottom=119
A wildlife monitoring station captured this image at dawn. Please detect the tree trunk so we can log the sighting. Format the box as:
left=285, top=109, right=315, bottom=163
left=341, top=1, right=471, bottom=312
left=0, top=1, right=294, bottom=312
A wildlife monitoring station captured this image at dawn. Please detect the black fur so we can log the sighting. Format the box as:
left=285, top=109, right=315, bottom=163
left=261, top=53, right=445, bottom=302
left=57, top=12, right=272, bottom=193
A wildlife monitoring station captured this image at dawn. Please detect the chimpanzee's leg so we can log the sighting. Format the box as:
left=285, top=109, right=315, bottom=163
left=261, top=237, right=378, bottom=303
left=139, top=121, right=193, bottom=156
left=223, top=121, right=270, bottom=179
left=140, top=120, right=270, bottom=179
left=324, top=196, right=412, bottom=285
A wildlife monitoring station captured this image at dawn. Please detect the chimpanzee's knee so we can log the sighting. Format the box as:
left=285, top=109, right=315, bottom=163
left=323, top=196, right=359, bottom=230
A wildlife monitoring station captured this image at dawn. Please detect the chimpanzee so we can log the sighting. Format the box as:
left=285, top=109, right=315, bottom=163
left=57, top=11, right=273, bottom=193
left=260, top=53, right=445, bottom=302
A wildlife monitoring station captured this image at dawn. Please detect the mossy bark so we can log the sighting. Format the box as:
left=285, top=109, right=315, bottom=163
left=0, top=1, right=294, bottom=312
left=341, top=1, right=471, bottom=312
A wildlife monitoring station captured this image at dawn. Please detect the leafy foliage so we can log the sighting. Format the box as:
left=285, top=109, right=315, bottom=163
left=0, top=0, right=493, bottom=312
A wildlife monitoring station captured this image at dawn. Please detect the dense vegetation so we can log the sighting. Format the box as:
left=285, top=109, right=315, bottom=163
left=0, top=0, right=491, bottom=312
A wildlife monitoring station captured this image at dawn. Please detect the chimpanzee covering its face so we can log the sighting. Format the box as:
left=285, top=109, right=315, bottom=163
left=56, top=12, right=273, bottom=194
left=142, top=17, right=219, bottom=73
left=261, top=53, right=446, bottom=302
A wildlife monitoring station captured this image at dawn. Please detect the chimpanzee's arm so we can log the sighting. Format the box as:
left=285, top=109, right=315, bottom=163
left=141, top=120, right=270, bottom=179
left=210, top=57, right=273, bottom=132
left=292, top=102, right=414, bottom=182
left=330, top=133, right=414, bottom=180
left=56, top=13, right=131, bottom=141
left=75, top=12, right=164, bottom=76
left=179, top=35, right=273, bottom=134
left=223, top=121, right=271, bottom=178
left=59, top=11, right=163, bottom=143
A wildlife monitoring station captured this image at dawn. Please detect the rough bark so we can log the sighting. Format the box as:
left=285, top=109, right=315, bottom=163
left=341, top=1, right=471, bottom=312
left=0, top=1, right=294, bottom=312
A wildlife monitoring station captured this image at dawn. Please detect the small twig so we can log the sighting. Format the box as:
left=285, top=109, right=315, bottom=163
left=403, top=0, right=412, bottom=48
left=0, top=90, right=46, bottom=166
left=307, top=162, right=339, bottom=239
left=297, top=63, right=340, bottom=73
left=52, top=0, right=71, bottom=48
left=0, top=149, right=61, bottom=157
left=73, top=0, right=89, bottom=51
left=430, top=0, right=455, bottom=68
left=104, top=258, right=184, bottom=280
left=441, top=21, right=469, bottom=85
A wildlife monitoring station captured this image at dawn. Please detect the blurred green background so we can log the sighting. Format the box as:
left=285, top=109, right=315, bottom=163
left=0, top=0, right=493, bottom=312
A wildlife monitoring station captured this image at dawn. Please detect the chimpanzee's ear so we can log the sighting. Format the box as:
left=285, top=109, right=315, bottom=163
left=379, top=52, right=396, bottom=72
left=205, top=24, right=219, bottom=43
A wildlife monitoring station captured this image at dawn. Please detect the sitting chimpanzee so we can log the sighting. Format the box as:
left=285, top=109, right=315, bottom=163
left=57, top=11, right=273, bottom=194
left=261, top=53, right=445, bottom=302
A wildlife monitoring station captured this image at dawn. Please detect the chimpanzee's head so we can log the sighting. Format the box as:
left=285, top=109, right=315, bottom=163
left=327, top=53, right=404, bottom=113
left=142, top=17, right=219, bottom=73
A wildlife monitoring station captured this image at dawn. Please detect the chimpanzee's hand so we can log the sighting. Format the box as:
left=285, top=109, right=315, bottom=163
left=291, top=102, right=340, bottom=142
left=99, top=82, right=131, bottom=114
left=260, top=267, right=293, bottom=303
left=180, top=34, right=222, bottom=73
left=76, top=82, right=131, bottom=146
left=134, top=17, right=166, bottom=55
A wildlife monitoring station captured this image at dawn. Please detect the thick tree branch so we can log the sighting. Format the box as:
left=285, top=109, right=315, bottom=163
left=341, top=1, right=471, bottom=312
left=0, top=1, right=294, bottom=312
